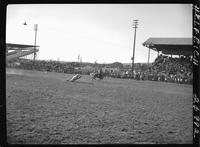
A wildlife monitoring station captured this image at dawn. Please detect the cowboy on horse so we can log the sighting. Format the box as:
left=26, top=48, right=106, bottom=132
left=91, top=68, right=104, bottom=80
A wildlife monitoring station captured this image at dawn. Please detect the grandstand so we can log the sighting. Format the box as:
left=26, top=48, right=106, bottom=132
left=6, top=43, right=39, bottom=63
left=143, top=37, right=192, bottom=59
left=142, top=37, right=192, bottom=84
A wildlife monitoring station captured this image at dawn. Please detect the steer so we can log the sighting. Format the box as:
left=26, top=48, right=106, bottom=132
left=66, top=74, right=82, bottom=82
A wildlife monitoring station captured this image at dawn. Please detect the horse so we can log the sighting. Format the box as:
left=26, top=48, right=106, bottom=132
left=90, top=72, right=104, bottom=80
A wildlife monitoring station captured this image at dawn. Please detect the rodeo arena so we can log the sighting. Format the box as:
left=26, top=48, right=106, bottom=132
left=6, top=38, right=193, bottom=84
left=6, top=37, right=193, bottom=144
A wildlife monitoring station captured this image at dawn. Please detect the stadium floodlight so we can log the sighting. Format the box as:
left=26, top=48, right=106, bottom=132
left=131, top=19, right=139, bottom=78
left=23, top=21, right=27, bottom=25
left=23, top=22, right=38, bottom=64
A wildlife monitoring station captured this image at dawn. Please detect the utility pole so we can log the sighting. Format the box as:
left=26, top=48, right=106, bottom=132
left=131, top=19, right=138, bottom=78
left=33, top=24, right=38, bottom=64
left=78, top=54, right=80, bottom=62
left=23, top=22, right=38, bottom=64
left=80, top=57, right=82, bottom=63
left=80, top=56, right=82, bottom=68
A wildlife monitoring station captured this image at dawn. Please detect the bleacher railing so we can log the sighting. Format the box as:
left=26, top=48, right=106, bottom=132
left=7, top=48, right=39, bottom=62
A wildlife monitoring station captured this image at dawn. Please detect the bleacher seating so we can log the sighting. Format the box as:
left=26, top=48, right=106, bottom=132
left=7, top=49, right=39, bottom=62
left=143, top=55, right=193, bottom=84
left=7, top=50, right=18, bottom=56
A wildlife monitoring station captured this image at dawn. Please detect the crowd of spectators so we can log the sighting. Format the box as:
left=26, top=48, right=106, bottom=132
left=133, top=55, right=193, bottom=84
left=7, top=55, right=193, bottom=84
left=7, top=59, right=75, bottom=74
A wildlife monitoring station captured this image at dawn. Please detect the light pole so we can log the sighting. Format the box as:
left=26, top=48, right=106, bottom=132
left=78, top=54, right=80, bottom=62
left=23, top=22, right=38, bottom=64
left=33, top=24, right=38, bottom=64
left=131, top=19, right=138, bottom=78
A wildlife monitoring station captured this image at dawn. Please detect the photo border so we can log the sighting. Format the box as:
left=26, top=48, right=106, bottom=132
left=1, top=0, right=197, bottom=147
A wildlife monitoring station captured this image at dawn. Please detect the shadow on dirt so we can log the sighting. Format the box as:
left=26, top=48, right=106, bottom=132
left=66, top=81, right=94, bottom=85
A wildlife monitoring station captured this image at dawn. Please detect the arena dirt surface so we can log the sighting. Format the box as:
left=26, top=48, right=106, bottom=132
left=6, top=68, right=193, bottom=144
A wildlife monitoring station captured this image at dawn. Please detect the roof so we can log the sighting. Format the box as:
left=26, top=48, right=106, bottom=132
left=142, top=37, right=192, bottom=56
left=143, top=38, right=192, bottom=46
left=6, top=43, right=39, bottom=49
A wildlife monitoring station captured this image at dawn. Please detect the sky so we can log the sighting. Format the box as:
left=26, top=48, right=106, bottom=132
left=6, top=4, right=192, bottom=63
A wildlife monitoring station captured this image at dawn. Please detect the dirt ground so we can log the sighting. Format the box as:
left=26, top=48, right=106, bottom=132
left=6, top=68, right=193, bottom=144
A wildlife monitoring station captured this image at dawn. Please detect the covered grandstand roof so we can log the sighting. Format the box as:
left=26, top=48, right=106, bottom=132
left=6, top=43, right=39, bottom=50
left=6, top=43, right=40, bottom=63
left=143, top=38, right=192, bottom=46
left=143, top=37, right=192, bottom=56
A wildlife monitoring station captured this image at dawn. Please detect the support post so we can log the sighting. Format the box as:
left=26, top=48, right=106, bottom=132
left=33, top=24, right=38, bottom=64
left=148, top=47, right=151, bottom=67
